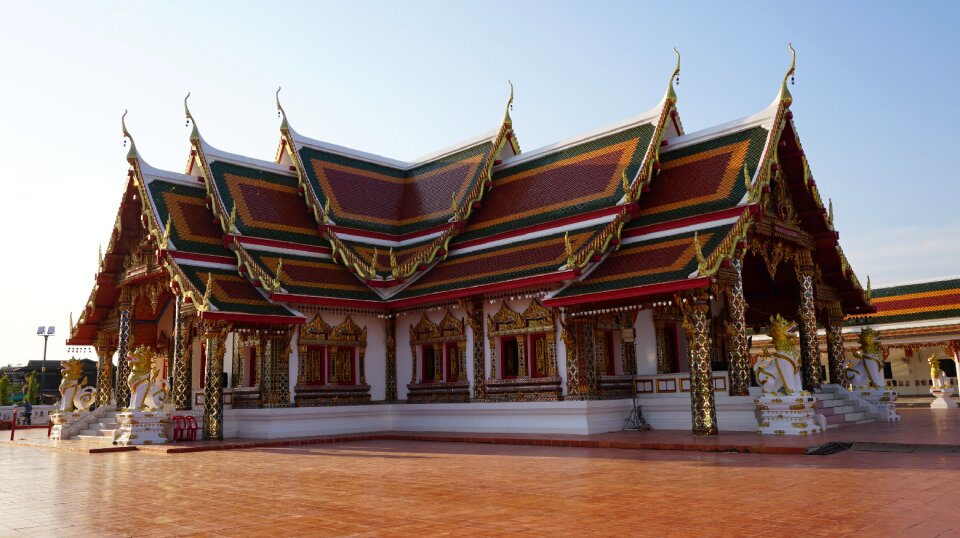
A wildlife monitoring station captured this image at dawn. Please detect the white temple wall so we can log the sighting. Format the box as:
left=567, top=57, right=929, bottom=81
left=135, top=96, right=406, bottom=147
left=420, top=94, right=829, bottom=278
left=635, top=309, right=657, bottom=374
left=554, top=320, right=568, bottom=396
left=395, top=312, right=416, bottom=400
left=363, top=315, right=387, bottom=401
left=287, top=329, right=298, bottom=403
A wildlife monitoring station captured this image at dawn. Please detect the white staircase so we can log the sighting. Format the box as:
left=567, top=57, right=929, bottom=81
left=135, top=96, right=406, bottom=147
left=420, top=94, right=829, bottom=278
left=76, top=411, right=120, bottom=443
left=816, top=386, right=879, bottom=429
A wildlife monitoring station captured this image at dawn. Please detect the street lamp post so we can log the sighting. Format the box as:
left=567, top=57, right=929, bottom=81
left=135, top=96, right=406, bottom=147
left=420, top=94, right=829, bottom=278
left=36, top=326, right=55, bottom=404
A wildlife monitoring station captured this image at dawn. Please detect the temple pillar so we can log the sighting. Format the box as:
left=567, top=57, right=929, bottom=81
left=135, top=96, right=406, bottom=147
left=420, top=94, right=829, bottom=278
left=468, top=300, right=486, bottom=399
left=726, top=257, right=750, bottom=396
left=560, top=314, right=596, bottom=400
left=172, top=296, right=194, bottom=410
left=114, top=291, right=132, bottom=408
left=516, top=338, right=527, bottom=378
left=683, top=290, right=718, bottom=436
left=433, top=343, right=443, bottom=381
left=257, top=334, right=270, bottom=406
left=385, top=317, right=398, bottom=401
left=653, top=315, right=671, bottom=374
left=261, top=329, right=292, bottom=407
left=94, top=332, right=116, bottom=408
left=826, top=301, right=846, bottom=386
left=202, top=320, right=229, bottom=440
left=798, top=255, right=822, bottom=392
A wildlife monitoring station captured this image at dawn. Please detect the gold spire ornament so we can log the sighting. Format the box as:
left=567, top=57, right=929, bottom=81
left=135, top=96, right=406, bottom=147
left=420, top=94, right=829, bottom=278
left=275, top=86, right=288, bottom=128
left=228, top=203, right=237, bottom=233
left=274, top=259, right=284, bottom=291
left=322, top=197, right=332, bottom=224
left=450, top=192, right=460, bottom=221
left=665, top=47, right=681, bottom=103
left=503, top=80, right=514, bottom=124
left=693, top=232, right=706, bottom=275
left=202, top=272, right=214, bottom=309
left=161, top=214, right=172, bottom=248
left=98, top=244, right=103, bottom=269
left=389, top=248, right=399, bottom=278
left=370, top=247, right=380, bottom=275
left=780, top=43, right=796, bottom=107
left=828, top=198, right=834, bottom=224
left=866, top=275, right=872, bottom=299
left=564, top=232, right=575, bottom=267
left=121, top=109, right=138, bottom=159
left=184, top=92, right=200, bottom=141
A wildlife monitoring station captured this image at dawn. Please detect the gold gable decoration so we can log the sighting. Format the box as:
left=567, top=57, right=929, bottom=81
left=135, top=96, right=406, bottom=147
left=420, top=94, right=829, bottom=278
left=299, top=314, right=367, bottom=347
left=409, top=309, right=464, bottom=345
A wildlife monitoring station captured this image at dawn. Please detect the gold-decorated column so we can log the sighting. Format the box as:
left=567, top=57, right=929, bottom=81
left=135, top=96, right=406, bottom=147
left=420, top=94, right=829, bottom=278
left=683, top=290, right=718, bottom=436
left=467, top=300, right=486, bottom=399
left=94, top=331, right=116, bottom=408
left=203, top=320, right=229, bottom=440
left=826, top=301, right=846, bottom=386
left=172, top=296, right=194, bottom=410
left=726, top=257, right=750, bottom=396
left=385, top=316, right=398, bottom=401
left=797, top=253, right=822, bottom=391
left=114, top=289, right=132, bottom=409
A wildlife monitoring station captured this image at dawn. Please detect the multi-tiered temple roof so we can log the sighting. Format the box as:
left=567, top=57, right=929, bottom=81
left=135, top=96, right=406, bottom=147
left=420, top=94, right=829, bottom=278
left=69, top=50, right=872, bottom=345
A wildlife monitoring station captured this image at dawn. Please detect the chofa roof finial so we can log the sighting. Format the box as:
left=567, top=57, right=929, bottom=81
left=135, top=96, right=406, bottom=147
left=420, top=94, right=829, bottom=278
left=276, top=86, right=289, bottom=130
left=121, top=109, right=138, bottom=161
left=503, top=80, right=514, bottom=124
left=184, top=92, right=200, bottom=141
left=664, top=48, right=681, bottom=103
left=780, top=43, right=796, bottom=107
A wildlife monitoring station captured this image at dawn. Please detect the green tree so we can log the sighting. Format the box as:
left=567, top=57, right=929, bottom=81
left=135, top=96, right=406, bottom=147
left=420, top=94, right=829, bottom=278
left=0, top=375, right=11, bottom=406
left=23, top=371, right=39, bottom=405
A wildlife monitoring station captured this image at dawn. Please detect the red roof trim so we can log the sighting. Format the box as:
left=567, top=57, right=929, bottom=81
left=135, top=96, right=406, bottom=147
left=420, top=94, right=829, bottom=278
left=543, top=277, right=712, bottom=307
left=198, top=311, right=305, bottom=325
left=622, top=204, right=759, bottom=239
left=455, top=205, right=625, bottom=251
left=230, top=235, right=332, bottom=255
left=389, top=271, right=577, bottom=308
left=270, top=293, right=388, bottom=311
left=165, top=250, right=237, bottom=266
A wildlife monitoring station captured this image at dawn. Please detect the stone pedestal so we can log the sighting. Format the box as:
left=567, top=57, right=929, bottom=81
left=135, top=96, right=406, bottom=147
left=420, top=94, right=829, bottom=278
left=930, top=387, right=958, bottom=409
left=49, top=411, right=87, bottom=441
left=854, top=387, right=901, bottom=421
left=755, top=394, right=825, bottom=435
left=115, top=410, right=170, bottom=446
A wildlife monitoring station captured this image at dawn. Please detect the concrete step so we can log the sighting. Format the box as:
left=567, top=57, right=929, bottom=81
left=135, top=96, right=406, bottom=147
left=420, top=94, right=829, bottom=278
left=75, top=435, right=111, bottom=442
left=832, top=405, right=855, bottom=415
left=855, top=419, right=877, bottom=424
left=97, top=421, right=119, bottom=428
left=97, top=429, right=117, bottom=437
left=825, top=414, right=846, bottom=424
left=844, top=412, right=867, bottom=422
left=816, top=399, right=845, bottom=408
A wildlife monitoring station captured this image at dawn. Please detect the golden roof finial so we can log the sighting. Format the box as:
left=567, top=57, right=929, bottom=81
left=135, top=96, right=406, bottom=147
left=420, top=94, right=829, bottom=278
left=161, top=214, right=171, bottom=248
left=828, top=198, right=834, bottom=224
left=69, top=312, right=73, bottom=332
left=98, top=244, right=103, bottom=268
left=564, top=232, right=575, bottom=267
left=202, top=272, right=214, bottom=309
left=780, top=43, right=796, bottom=107
left=450, top=192, right=460, bottom=221
left=665, top=47, right=681, bottom=103
left=228, top=202, right=237, bottom=233
left=693, top=231, right=706, bottom=274
left=273, top=259, right=284, bottom=292
left=371, top=247, right=380, bottom=275
left=275, top=86, right=289, bottom=130
left=503, top=80, right=514, bottom=124
left=322, top=197, right=332, bottom=224
left=121, top=109, right=138, bottom=161
left=866, top=275, right=872, bottom=299
left=184, top=92, right=200, bottom=141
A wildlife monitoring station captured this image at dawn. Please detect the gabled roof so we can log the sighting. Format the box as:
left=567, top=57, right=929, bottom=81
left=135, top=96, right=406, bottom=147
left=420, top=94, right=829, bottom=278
left=848, top=277, right=960, bottom=326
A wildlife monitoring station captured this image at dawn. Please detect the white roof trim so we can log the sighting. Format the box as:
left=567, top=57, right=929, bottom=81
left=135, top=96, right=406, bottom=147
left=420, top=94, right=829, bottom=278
left=844, top=317, right=960, bottom=333
left=448, top=214, right=617, bottom=257
left=494, top=100, right=666, bottom=172
left=288, top=123, right=500, bottom=172
left=199, top=139, right=295, bottom=176
left=619, top=215, right=741, bottom=247
left=871, top=275, right=960, bottom=290
left=335, top=230, right=443, bottom=248
left=661, top=101, right=778, bottom=153
left=242, top=244, right=332, bottom=260
left=173, top=258, right=238, bottom=271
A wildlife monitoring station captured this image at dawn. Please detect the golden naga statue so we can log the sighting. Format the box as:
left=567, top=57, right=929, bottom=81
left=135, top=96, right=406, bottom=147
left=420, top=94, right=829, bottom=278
left=58, top=357, right=97, bottom=413
left=751, top=315, right=804, bottom=395
left=846, top=327, right=884, bottom=389
left=126, top=345, right=169, bottom=411
left=929, top=355, right=947, bottom=390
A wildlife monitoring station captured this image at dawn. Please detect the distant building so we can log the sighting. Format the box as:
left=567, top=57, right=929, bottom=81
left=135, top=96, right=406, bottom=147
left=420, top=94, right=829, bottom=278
left=1, top=360, right=98, bottom=403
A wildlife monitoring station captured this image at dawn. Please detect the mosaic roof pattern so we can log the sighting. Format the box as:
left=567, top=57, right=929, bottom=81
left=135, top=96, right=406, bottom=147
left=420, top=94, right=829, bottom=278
left=177, top=264, right=297, bottom=317
left=553, top=222, right=737, bottom=299
left=146, top=180, right=233, bottom=257
left=208, top=161, right=326, bottom=247
left=458, top=123, right=655, bottom=242
left=394, top=226, right=605, bottom=299
left=243, top=249, right=381, bottom=302
left=853, top=278, right=960, bottom=325
left=628, top=126, right=768, bottom=229
left=300, top=141, right=494, bottom=236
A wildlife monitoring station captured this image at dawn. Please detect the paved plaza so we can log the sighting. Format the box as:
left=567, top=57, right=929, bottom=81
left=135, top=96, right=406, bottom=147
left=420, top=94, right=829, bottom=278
left=2, top=433, right=960, bottom=537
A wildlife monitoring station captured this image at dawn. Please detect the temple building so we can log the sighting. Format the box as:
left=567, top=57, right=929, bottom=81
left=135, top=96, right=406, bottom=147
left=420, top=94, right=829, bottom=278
left=844, top=276, right=960, bottom=395
left=66, top=48, right=874, bottom=441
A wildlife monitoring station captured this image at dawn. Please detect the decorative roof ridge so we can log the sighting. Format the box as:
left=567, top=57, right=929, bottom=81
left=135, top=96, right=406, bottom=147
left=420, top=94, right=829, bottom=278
left=137, top=159, right=200, bottom=187
left=200, top=139, right=296, bottom=176
left=869, top=275, right=960, bottom=290
left=494, top=102, right=664, bottom=172
left=661, top=102, right=779, bottom=152
left=558, top=50, right=682, bottom=275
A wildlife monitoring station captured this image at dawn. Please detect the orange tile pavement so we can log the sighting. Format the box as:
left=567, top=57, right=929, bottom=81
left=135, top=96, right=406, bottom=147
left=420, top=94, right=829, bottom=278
left=2, top=418, right=960, bottom=536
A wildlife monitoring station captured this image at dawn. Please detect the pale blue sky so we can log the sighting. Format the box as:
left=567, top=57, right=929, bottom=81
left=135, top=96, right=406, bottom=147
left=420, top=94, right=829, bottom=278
left=1, top=1, right=956, bottom=364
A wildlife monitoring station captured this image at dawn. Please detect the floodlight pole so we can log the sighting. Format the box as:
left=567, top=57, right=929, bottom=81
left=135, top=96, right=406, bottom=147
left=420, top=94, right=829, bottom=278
left=40, top=333, right=49, bottom=405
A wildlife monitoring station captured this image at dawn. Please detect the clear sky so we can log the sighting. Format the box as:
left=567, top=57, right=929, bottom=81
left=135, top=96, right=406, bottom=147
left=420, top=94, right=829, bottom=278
left=1, top=1, right=957, bottom=366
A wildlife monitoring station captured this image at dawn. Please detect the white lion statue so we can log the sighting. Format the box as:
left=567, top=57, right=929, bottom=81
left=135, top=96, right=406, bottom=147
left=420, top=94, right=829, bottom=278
left=58, top=357, right=97, bottom=412
left=844, top=327, right=884, bottom=389
left=929, top=355, right=948, bottom=389
left=752, top=315, right=804, bottom=395
left=126, top=346, right=169, bottom=411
